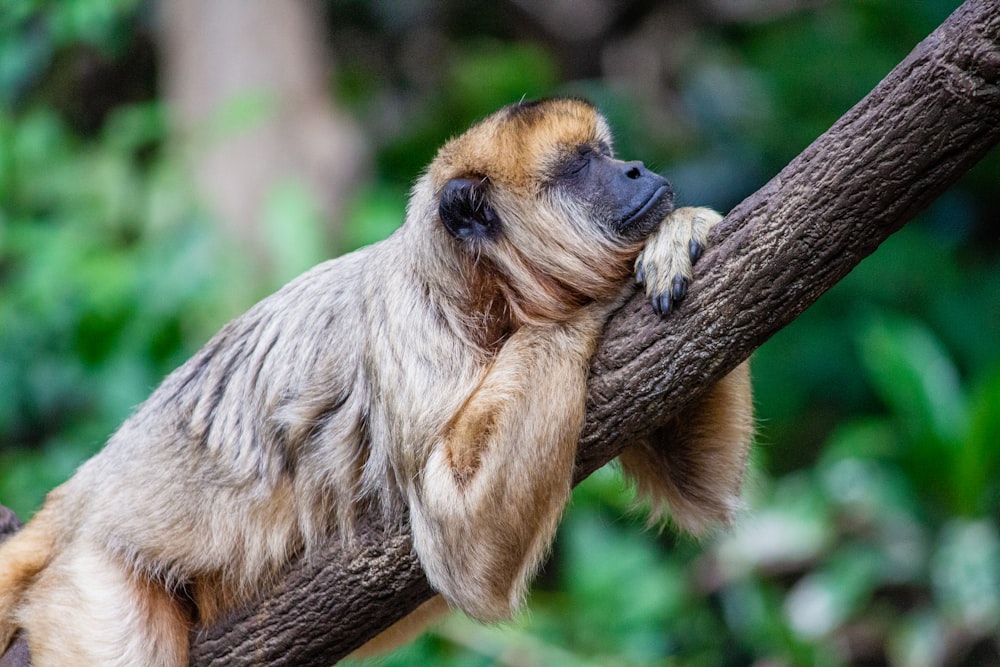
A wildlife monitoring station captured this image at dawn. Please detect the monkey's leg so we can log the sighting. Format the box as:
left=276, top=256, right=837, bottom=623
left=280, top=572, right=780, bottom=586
left=618, top=362, right=753, bottom=535
left=408, top=318, right=599, bottom=623
left=17, top=538, right=189, bottom=667
left=0, top=510, right=56, bottom=654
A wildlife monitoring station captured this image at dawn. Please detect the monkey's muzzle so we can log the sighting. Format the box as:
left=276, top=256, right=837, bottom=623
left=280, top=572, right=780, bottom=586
left=615, top=165, right=675, bottom=240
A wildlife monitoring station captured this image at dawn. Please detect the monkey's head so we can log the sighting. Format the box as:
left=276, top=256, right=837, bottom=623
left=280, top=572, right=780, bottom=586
left=412, top=98, right=674, bottom=325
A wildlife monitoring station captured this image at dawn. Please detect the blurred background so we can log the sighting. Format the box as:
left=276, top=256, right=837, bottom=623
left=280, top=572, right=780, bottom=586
left=1, top=1, right=999, bottom=664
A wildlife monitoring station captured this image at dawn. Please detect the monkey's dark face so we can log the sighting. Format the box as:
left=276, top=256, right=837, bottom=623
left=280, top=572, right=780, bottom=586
left=434, top=98, right=673, bottom=246
left=555, top=143, right=674, bottom=242
left=424, top=98, right=677, bottom=322
left=436, top=150, right=673, bottom=244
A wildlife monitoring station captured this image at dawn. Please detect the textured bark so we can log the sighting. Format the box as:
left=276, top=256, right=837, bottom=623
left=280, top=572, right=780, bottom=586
left=1, top=1, right=997, bottom=666
left=576, top=0, right=1000, bottom=477
left=190, top=521, right=434, bottom=666
left=189, top=1, right=1000, bottom=664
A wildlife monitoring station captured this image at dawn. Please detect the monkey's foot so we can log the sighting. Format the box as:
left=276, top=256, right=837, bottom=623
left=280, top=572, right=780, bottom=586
left=634, top=206, right=722, bottom=315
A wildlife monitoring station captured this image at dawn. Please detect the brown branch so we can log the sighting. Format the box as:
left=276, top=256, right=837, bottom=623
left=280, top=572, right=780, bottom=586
left=188, top=1, right=1000, bottom=664
left=2, top=1, right=997, bottom=666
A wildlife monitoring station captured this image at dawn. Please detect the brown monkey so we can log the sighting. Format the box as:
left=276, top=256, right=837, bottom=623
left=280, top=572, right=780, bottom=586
left=0, top=98, right=752, bottom=665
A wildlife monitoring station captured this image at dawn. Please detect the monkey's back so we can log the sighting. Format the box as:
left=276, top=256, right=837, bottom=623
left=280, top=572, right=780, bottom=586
left=57, top=247, right=382, bottom=586
left=51, top=227, right=485, bottom=590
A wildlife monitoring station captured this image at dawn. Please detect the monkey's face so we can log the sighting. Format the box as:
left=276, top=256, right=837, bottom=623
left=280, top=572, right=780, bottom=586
left=427, top=98, right=675, bottom=322
left=434, top=98, right=674, bottom=244
left=553, top=141, right=674, bottom=242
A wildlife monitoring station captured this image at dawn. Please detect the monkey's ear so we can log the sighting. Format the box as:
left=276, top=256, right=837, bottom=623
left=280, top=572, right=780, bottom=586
left=438, top=178, right=501, bottom=241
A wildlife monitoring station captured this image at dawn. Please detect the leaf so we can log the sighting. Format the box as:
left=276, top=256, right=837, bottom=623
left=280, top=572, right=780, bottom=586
left=960, top=364, right=1000, bottom=514
left=887, top=609, right=948, bottom=667
left=262, top=180, right=332, bottom=286
left=716, top=474, right=832, bottom=576
left=856, top=312, right=966, bottom=445
left=783, top=546, right=881, bottom=640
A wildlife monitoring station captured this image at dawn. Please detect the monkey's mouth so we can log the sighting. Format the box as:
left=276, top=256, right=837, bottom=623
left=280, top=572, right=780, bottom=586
left=619, top=185, right=674, bottom=237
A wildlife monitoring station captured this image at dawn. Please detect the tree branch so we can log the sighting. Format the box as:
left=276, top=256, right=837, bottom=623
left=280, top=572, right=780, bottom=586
left=2, top=1, right=997, bottom=666
left=576, top=0, right=1000, bottom=478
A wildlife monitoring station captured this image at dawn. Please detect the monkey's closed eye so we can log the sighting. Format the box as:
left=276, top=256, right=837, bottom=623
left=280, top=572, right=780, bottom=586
left=576, top=143, right=611, bottom=158
left=564, top=148, right=593, bottom=178
left=565, top=159, right=589, bottom=177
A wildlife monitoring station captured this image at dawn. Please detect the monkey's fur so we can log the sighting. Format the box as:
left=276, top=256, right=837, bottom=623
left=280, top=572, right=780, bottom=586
left=0, top=98, right=752, bottom=665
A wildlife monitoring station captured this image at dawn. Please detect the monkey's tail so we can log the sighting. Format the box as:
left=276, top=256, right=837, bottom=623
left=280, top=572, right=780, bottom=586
left=0, top=498, right=61, bottom=654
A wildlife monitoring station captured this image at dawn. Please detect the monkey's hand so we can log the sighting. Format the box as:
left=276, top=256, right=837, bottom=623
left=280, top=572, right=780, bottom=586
left=634, top=206, right=723, bottom=315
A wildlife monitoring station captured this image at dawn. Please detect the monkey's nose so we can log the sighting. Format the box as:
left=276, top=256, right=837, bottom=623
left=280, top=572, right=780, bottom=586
left=623, top=161, right=645, bottom=179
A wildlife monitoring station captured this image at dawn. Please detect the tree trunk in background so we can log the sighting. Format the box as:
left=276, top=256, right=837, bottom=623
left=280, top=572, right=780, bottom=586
left=160, top=0, right=369, bottom=274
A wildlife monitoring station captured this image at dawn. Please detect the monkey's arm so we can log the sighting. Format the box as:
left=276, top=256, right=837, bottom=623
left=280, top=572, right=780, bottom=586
left=624, top=207, right=754, bottom=534
left=406, top=319, right=599, bottom=623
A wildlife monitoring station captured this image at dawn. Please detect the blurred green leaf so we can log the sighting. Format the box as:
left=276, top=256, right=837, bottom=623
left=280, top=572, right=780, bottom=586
left=47, top=0, right=140, bottom=50
left=449, top=40, right=558, bottom=119
left=857, top=312, right=965, bottom=446
left=961, top=364, right=1000, bottom=515
left=554, top=509, right=687, bottom=660
left=263, top=180, right=332, bottom=286
left=717, top=474, right=833, bottom=577
left=784, top=546, right=881, bottom=640
left=888, top=610, right=949, bottom=667
left=339, top=183, right=407, bottom=252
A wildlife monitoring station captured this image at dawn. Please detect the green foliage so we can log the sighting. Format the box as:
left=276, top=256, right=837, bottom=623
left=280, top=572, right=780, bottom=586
left=703, top=334, right=1000, bottom=663
left=0, top=0, right=142, bottom=108
left=0, top=101, right=251, bottom=517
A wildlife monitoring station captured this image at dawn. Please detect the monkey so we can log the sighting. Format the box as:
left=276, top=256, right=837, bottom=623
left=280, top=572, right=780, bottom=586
left=0, top=97, right=752, bottom=665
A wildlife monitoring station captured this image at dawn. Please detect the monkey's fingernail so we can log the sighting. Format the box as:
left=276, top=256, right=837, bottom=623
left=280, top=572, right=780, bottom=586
left=689, top=239, right=704, bottom=264
left=650, top=294, right=661, bottom=315
left=671, top=276, right=688, bottom=302
left=635, top=263, right=645, bottom=285
left=656, top=293, right=673, bottom=316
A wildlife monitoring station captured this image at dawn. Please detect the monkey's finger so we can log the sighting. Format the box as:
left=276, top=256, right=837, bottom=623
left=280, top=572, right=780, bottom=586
left=689, top=238, right=704, bottom=265
left=671, top=275, right=688, bottom=303
left=652, top=292, right=675, bottom=315
left=635, top=257, right=662, bottom=291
